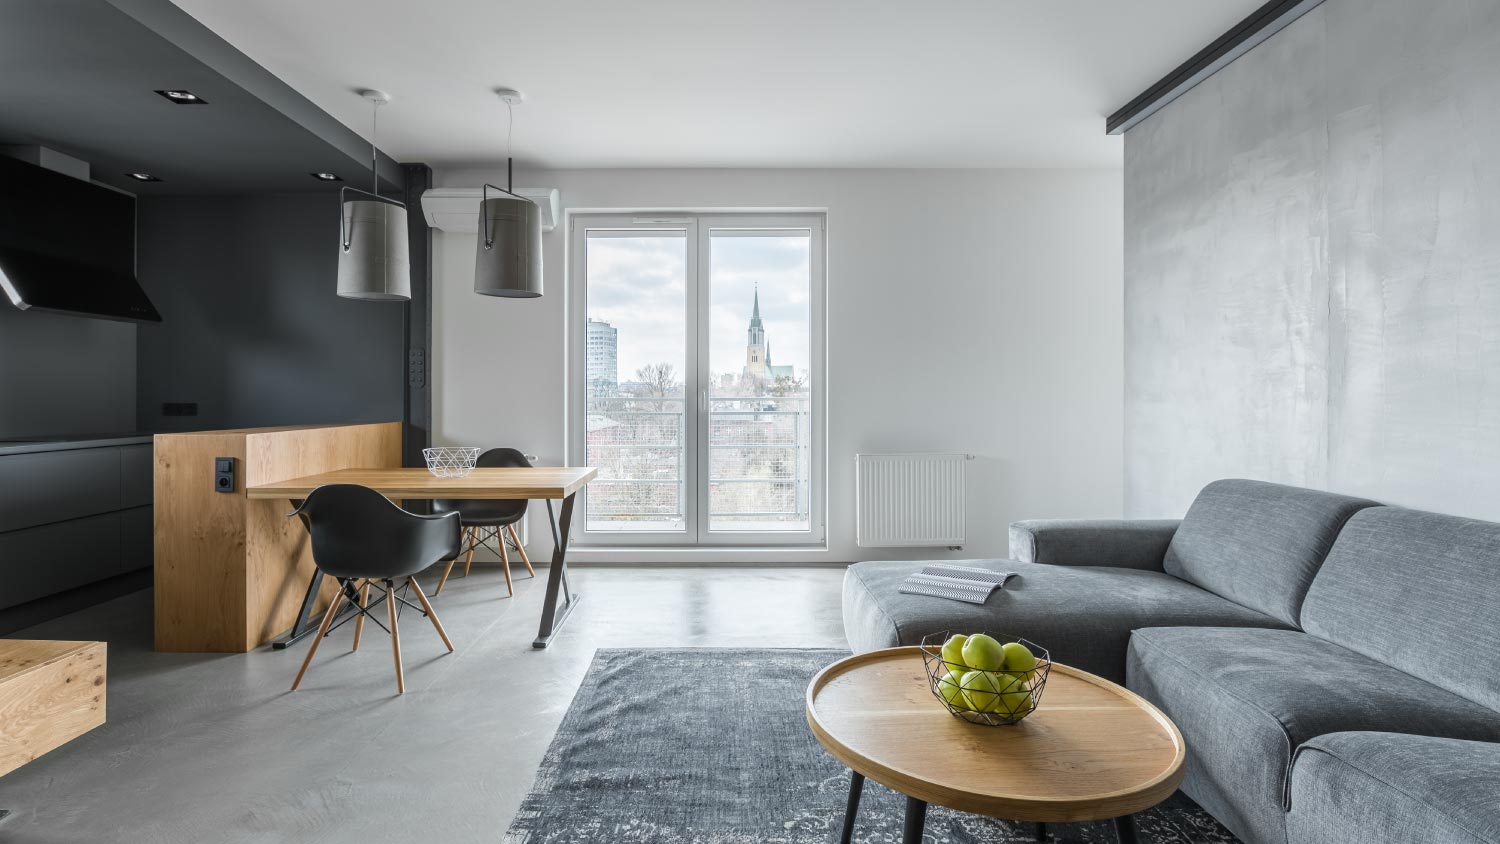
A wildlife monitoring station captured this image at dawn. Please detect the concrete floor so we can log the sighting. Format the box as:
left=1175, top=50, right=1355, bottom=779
left=0, top=566, right=848, bottom=844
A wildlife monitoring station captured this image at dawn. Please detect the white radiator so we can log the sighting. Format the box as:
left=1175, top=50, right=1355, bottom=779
left=855, top=453, right=968, bottom=548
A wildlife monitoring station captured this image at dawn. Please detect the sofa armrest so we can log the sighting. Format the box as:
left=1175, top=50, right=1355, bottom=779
left=1008, top=519, right=1181, bottom=571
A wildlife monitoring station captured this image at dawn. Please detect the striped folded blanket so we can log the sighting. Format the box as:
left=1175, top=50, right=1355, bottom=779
left=899, top=564, right=1018, bottom=604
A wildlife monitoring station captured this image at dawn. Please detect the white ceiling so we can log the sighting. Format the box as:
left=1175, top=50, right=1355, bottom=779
left=170, top=0, right=1262, bottom=170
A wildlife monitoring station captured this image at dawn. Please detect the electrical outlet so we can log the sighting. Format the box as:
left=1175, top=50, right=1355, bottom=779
left=408, top=347, right=426, bottom=388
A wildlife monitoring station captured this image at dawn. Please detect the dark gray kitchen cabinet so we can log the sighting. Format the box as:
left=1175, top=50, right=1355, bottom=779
left=0, top=438, right=153, bottom=611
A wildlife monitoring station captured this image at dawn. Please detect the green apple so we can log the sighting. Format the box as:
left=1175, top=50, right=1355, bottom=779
left=960, top=670, right=1009, bottom=712
left=940, top=634, right=969, bottom=674
left=935, top=671, right=969, bottom=708
left=999, top=641, right=1039, bottom=683
left=999, top=688, right=1034, bottom=717
left=961, top=633, right=1005, bottom=671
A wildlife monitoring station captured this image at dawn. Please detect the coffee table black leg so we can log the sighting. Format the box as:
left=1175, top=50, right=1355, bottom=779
left=1114, top=814, right=1139, bottom=844
left=839, top=771, right=864, bottom=844
left=902, top=796, right=927, bottom=844
left=1036, top=821, right=1048, bottom=841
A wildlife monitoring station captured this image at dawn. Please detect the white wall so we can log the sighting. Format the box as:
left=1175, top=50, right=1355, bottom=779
left=433, top=167, right=1123, bottom=562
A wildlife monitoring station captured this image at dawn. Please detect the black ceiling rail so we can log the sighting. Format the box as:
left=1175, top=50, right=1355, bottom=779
left=1105, top=0, right=1327, bottom=135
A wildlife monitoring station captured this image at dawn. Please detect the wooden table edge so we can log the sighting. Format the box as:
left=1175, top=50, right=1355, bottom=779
left=805, top=646, right=1187, bottom=822
left=244, top=467, right=599, bottom=500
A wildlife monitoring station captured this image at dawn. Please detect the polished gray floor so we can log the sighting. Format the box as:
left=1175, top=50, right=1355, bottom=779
left=0, top=566, right=848, bottom=843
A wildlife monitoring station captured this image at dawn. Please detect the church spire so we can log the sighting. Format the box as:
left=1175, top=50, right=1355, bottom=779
left=750, top=283, right=762, bottom=328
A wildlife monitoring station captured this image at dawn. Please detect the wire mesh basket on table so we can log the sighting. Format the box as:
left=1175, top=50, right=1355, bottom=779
left=919, top=631, right=1052, bottom=726
left=422, top=447, right=481, bottom=478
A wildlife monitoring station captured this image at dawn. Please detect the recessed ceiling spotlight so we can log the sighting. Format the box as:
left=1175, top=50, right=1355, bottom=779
left=310, top=172, right=343, bottom=181
left=126, top=172, right=162, bottom=182
left=154, top=89, right=207, bottom=105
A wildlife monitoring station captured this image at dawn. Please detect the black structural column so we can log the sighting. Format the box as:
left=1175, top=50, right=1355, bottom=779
left=400, top=163, right=433, bottom=476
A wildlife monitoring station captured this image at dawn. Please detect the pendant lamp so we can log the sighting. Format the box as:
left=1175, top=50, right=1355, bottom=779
left=474, top=88, right=543, bottom=298
left=337, top=89, right=410, bottom=301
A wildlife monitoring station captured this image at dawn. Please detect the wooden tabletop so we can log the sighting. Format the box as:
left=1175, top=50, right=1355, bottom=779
left=805, top=647, right=1185, bottom=823
left=245, top=467, right=598, bottom=500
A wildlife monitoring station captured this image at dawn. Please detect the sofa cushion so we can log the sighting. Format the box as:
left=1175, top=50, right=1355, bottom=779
left=842, top=559, right=1290, bottom=683
left=1126, top=627, right=1500, bottom=844
left=1302, top=506, right=1500, bottom=712
left=1288, top=732, right=1500, bottom=844
left=1162, top=479, right=1378, bottom=626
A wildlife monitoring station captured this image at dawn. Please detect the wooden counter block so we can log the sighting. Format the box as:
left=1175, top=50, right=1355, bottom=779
left=0, top=640, right=106, bottom=777
left=154, top=422, right=401, bottom=652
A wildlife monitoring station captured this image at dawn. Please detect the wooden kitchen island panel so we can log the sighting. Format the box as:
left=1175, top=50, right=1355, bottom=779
left=154, top=422, right=401, bottom=652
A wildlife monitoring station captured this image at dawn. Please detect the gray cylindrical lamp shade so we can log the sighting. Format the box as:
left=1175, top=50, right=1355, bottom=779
left=474, top=195, right=543, bottom=298
left=337, top=195, right=411, bottom=300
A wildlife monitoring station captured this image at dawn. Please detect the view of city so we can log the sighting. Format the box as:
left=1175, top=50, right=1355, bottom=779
left=584, top=232, right=813, bottom=533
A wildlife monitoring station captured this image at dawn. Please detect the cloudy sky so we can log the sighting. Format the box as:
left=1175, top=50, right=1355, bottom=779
left=586, top=233, right=811, bottom=386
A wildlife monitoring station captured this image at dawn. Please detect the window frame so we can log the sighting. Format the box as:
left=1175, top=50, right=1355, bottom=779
left=566, top=211, right=827, bottom=548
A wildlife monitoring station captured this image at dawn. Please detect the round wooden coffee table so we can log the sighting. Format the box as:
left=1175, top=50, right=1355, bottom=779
left=806, top=647, right=1185, bottom=844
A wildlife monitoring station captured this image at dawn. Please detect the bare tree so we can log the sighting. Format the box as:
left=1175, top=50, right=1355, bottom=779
left=769, top=372, right=808, bottom=397
left=635, top=362, right=680, bottom=397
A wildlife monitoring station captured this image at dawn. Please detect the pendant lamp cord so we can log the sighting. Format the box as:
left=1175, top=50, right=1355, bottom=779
left=506, top=101, right=514, bottom=192
left=370, top=99, right=380, bottom=198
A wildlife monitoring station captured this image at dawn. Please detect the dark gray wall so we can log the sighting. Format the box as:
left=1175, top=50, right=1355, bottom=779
left=0, top=306, right=136, bottom=437
left=136, top=193, right=404, bottom=431
left=1125, top=0, right=1500, bottom=518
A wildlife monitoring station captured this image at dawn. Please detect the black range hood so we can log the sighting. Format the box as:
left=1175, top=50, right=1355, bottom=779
left=0, top=154, right=161, bottom=323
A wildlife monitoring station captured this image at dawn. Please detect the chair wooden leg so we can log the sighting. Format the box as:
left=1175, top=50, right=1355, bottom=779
left=462, top=526, right=476, bottom=578
left=509, top=524, right=535, bottom=577
left=408, top=577, right=454, bottom=652
left=351, top=580, right=371, bottom=651
left=434, top=559, right=457, bottom=596
left=386, top=579, right=404, bottom=694
left=291, top=586, right=347, bottom=691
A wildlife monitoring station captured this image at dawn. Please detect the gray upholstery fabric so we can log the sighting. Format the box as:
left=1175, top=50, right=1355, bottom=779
left=1008, top=519, right=1181, bottom=571
left=1288, top=732, right=1500, bottom=844
left=1302, top=506, right=1500, bottom=712
left=842, top=559, right=1290, bottom=683
left=1127, top=627, right=1500, bottom=844
left=1162, top=479, right=1379, bottom=626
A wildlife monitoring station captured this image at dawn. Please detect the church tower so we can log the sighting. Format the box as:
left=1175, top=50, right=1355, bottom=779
left=744, top=284, right=769, bottom=380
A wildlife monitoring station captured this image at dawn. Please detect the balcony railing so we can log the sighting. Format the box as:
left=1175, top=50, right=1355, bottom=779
left=585, top=394, right=810, bottom=531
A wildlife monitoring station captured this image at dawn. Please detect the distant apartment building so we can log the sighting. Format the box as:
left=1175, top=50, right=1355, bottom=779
left=587, top=318, right=618, bottom=390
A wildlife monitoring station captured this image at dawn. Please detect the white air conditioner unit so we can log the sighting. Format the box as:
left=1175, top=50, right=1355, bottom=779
left=420, top=187, right=561, bottom=233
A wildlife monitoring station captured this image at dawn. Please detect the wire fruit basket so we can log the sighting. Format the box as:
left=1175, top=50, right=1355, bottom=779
left=919, top=631, right=1052, bottom=726
left=422, top=447, right=481, bottom=478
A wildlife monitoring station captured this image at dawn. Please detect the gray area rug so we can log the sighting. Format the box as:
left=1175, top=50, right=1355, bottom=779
left=504, top=649, right=1238, bottom=843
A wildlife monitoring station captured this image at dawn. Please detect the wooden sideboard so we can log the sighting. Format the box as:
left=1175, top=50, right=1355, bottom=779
left=153, top=422, right=401, bottom=652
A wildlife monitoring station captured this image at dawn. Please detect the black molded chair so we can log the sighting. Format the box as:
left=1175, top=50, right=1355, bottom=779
left=289, top=484, right=461, bottom=694
left=432, top=447, right=535, bottom=597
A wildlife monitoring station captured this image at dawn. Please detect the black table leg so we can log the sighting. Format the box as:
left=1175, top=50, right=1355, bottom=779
left=902, top=796, right=927, bottom=844
left=839, top=771, right=864, bottom=844
left=1036, top=821, right=1048, bottom=841
left=1114, top=814, right=1139, bottom=844
left=533, top=493, right=580, bottom=648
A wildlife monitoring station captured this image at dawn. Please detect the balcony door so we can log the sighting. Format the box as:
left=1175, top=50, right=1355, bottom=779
left=569, top=213, right=824, bottom=546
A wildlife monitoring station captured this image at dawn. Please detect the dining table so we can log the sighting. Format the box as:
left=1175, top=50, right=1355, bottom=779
left=246, top=466, right=598, bottom=649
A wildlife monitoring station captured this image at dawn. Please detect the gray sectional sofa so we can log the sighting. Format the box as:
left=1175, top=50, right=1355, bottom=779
left=842, top=479, right=1500, bottom=844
